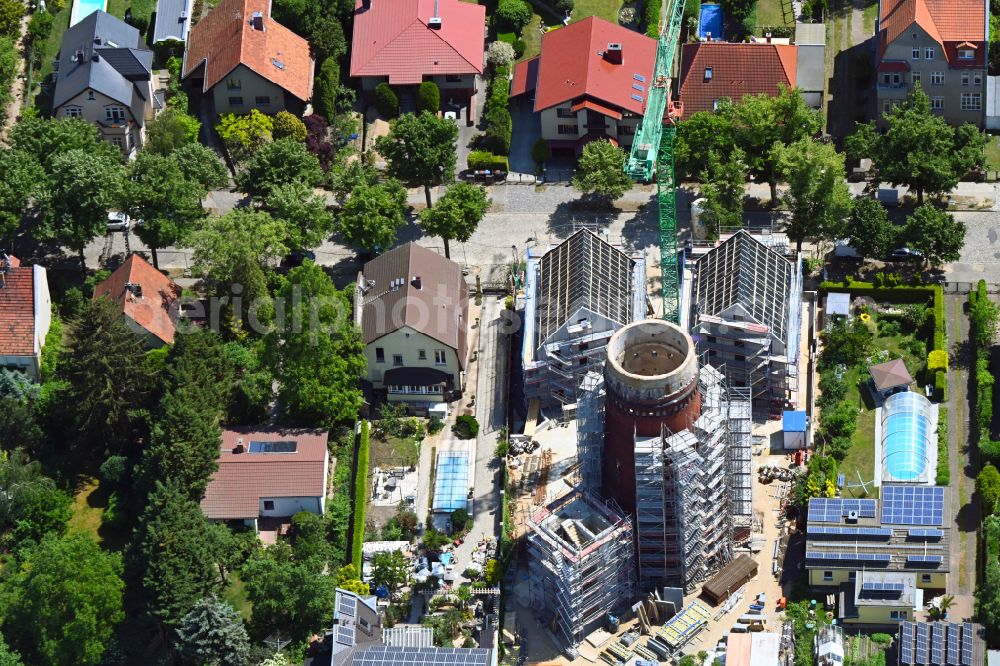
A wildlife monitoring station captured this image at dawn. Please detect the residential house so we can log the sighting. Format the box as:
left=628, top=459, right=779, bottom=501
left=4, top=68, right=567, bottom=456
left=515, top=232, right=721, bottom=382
left=678, top=40, right=797, bottom=117
left=152, top=0, right=193, bottom=45
left=92, top=253, right=181, bottom=349
left=795, top=22, right=827, bottom=109
left=354, top=243, right=469, bottom=410
left=52, top=11, right=154, bottom=156
left=201, top=428, right=329, bottom=536
left=510, top=17, right=656, bottom=156
left=521, top=230, right=647, bottom=410
left=0, top=255, right=51, bottom=381
left=182, top=0, right=313, bottom=115
left=875, top=0, right=987, bottom=126
left=349, top=0, right=485, bottom=119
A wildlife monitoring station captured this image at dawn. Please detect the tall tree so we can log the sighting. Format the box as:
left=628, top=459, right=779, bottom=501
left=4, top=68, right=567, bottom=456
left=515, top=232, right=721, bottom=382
left=697, top=148, right=746, bottom=236
left=265, top=181, right=336, bottom=249
left=0, top=149, right=44, bottom=247
left=176, top=597, right=251, bottom=666
left=903, top=204, right=965, bottom=267
left=121, top=151, right=207, bottom=268
left=267, top=262, right=366, bottom=426
left=62, top=297, right=150, bottom=453
left=338, top=181, right=408, bottom=254
left=189, top=209, right=289, bottom=285
left=145, top=109, right=201, bottom=155
left=375, top=111, right=458, bottom=208
left=572, top=140, right=633, bottom=204
left=0, top=634, right=22, bottom=666
left=0, top=533, right=124, bottom=666
left=675, top=107, right=735, bottom=179
left=978, top=464, right=1000, bottom=516
left=846, top=196, right=896, bottom=259
left=45, top=148, right=124, bottom=268
left=172, top=143, right=229, bottom=190
left=0, top=449, right=55, bottom=528
left=370, top=550, right=408, bottom=598
left=776, top=137, right=851, bottom=252
left=9, top=117, right=117, bottom=172
left=417, top=182, right=490, bottom=258
left=235, top=138, right=323, bottom=201
left=216, top=110, right=273, bottom=162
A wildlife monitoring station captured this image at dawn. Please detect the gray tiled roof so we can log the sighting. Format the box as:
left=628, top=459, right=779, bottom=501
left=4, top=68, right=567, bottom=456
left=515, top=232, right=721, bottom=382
left=153, top=0, right=192, bottom=43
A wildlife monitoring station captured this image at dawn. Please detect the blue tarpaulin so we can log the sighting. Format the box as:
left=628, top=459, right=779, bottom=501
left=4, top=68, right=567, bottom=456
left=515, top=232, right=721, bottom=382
left=699, top=3, right=722, bottom=40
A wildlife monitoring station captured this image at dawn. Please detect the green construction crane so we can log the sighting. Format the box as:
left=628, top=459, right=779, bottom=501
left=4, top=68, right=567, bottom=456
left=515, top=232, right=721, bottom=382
left=624, top=0, right=686, bottom=323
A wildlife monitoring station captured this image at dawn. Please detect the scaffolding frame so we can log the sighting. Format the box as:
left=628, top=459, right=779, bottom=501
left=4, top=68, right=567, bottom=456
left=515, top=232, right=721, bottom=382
left=576, top=371, right=605, bottom=492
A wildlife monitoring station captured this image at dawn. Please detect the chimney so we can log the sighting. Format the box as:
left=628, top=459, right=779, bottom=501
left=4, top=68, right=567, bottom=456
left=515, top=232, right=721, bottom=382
left=234, top=437, right=245, bottom=454
left=125, top=282, right=142, bottom=298
left=92, top=52, right=100, bottom=62
left=428, top=0, right=441, bottom=28
left=765, top=32, right=772, bottom=43
left=411, top=276, right=422, bottom=290
left=75, top=49, right=85, bottom=63
left=604, top=42, right=623, bottom=64
left=250, top=11, right=264, bottom=30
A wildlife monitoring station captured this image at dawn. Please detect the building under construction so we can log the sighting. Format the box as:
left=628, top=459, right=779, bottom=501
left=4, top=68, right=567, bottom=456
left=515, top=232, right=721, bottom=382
left=526, top=489, right=634, bottom=654
left=690, top=230, right=802, bottom=420
left=577, top=319, right=752, bottom=594
left=521, top=229, right=647, bottom=412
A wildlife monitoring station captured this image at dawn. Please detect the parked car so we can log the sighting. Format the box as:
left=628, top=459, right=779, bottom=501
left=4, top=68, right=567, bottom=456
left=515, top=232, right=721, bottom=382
left=886, top=247, right=923, bottom=261
left=107, top=211, right=130, bottom=232
left=282, top=249, right=316, bottom=267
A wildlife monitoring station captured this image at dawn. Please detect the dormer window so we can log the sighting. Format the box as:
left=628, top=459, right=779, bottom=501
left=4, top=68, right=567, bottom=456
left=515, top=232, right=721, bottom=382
left=704, top=66, right=713, bottom=81
left=959, top=49, right=975, bottom=60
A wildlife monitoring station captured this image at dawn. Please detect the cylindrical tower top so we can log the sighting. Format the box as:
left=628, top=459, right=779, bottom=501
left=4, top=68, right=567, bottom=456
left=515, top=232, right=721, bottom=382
left=605, top=319, right=698, bottom=402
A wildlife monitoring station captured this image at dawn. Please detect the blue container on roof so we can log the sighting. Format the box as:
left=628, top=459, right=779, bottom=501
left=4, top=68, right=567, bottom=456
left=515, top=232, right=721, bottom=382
left=783, top=410, right=807, bottom=433
left=699, top=4, right=723, bottom=40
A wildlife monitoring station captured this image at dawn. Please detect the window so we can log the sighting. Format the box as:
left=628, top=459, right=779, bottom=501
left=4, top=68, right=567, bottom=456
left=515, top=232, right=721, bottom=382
left=63, top=107, right=82, bottom=118
left=105, top=106, right=125, bottom=122
left=961, top=93, right=982, bottom=110
left=704, top=66, right=713, bottom=80
left=848, top=572, right=857, bottom=581
left=883, top=100, right=893, bottom=114
left=930, top=71, right=944, bottom=85
left=557, top=107, right=575, bottom=118
left=557, top=124, right=577, bottom=135
left=911, top=71, right=920, bottom=84
left=434, top=350, right=446, bottom=365
left=375, top=347, right=385, bottom=363
left=617, top=124, right=635, bottom=136
left=911, top=47, right=920, bottom=59
left=975, top=72, right=983, bottom=86
left=962, top=72, right=970, bottom=85
left=418, top=350, right=427, bottom=360
left=228, top=96, right=244, bottom=106
left=735, top=354, right=745, bottom=362
left=931, top=96, right=944, bottom=110
left=925, top=47, right=934, bottom=60
left=255, top=96, right=270, bottom=104
left=959, top=48, right=975, bottom=60
left=890, top=610, right=907, bottom=620
left=823, top=571, right=833, bottom=581
left=111, top=136, right=124, bottom=148
left=445, top=74, right=462, bottom=82
left=392, top=354, right=403, bottom=366
left=227, top=78, right=241, bottom=90
left=921, top=574, right=932, bottom=583
left=263, top=500, right=274, bottom=510
left=87, top=91, right=96, bottom=100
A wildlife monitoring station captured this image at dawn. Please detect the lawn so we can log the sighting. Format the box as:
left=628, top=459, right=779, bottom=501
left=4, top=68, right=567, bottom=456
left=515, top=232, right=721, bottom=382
left=755, top=0, right=791, bottom=30
left=35, top=6, right=71, bottom=87
left=223, top=573, right=252, bottom=621
left=67, top=477, right=130, bottom=551
left=370, top=434, right=420, bottom=468
left=518, top=0, right=624, bottom=62
left=570, top=0, right=623, bottom=24
left=984, top=135, right=1000, bottom=172
left=862, top=0, right=878, bottom=36
left=519, top=13, right=544, bottom=62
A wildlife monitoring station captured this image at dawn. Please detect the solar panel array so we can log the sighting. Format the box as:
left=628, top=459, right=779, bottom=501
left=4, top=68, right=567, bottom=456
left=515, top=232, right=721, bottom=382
left=805, top=551, right=891, bottom=562
left=900, top=622, right=914, bottom=665
left=860, top=581, right=904, bottom=592
left=900, top=620, right=977, bottom=666
left=908, top=528, right=944, bottom=540
left=906, top=555, right=943, bottom=567
left=948, top=624, right=960, bottom=665
left=962, top=623, right=975, bottom=665
left=807, top=498, right=878, bottom=523
left=932, top=624, right=945, bottom=665
left=881, top=485, right=945, bottom=526
left=336, top=624, right=355, bottom=647
left=808, top=526, right=892, bottom=538
left=353, top=646, right=492, bottom=665
left=916, top=624, right=929, bottom=664
left=248, top=440, right=297, bottom=453
left=337, top=592, right=357, bottom=618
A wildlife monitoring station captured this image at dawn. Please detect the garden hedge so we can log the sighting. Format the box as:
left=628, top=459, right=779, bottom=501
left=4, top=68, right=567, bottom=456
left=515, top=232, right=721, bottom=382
left=483, top=65, right=512, bottom=155
left=936, top=406, right=950, bottom=485
left=351, top=420, right=371, bottom=566
left=970, top=280, right=1000, bottom=464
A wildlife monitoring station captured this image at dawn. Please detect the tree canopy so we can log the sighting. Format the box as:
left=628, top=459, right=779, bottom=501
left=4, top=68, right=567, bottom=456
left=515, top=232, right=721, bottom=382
left=776, top=137, right=851, bottom=251
left=265, top=181, right=336, bottom=250
left=176, top=597, right=250, bottom=666
left=338, top=181, right=408, bottom=253
left=418, top=182, right=490, bottom=258
left=903, top=204, right=965, bottom=267
left=375, top=111, right=458, bottom=207
left=0, top=149, right=44, bottom=246
left=572, top=140, right=632, bottom=203
left=236, top=137, right=324, bottom=201
left=847, top=196, right=896, bottom=259
left=697, top=148, right=745, bottom=237
left=189, top=209, right=289, bottom=285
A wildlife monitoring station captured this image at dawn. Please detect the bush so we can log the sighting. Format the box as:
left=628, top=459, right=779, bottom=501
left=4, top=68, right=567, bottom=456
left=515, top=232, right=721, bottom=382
left=374, top=83, right=399, bottom=118
left=352, top=421, right=371, bottom=565
left=484, top=107, right=512, bottom=155
left=554, top=0, right=574, bottom=13
left=512, top=39, right=526, bottom=59
left=928, top=349, right=949, bottom=372
left=531, top=138, right=551, bottom=165
left=468, top=150, right=494, bottom=170
left=871, top=633, right=893, bottom=646
left=495, top=0, right=532, bottom=33
left=417, top=81, right=441, bottom=114
left=936, top=407, right=950, bottom=486
left=451, top=508, right=470, bottom=533
left=643, top=0, right=661, bottom=37
left=504, top=296, right=514, bottom=310
left=313, top=57, right=340, bottom=120
left=427, top=415, right=444, bottom=434
left=99, top=455, right=129, bottom=486
left=453, top=415, right=480, bottom=439
left=272, top=110, right=307, bottom=142
left=491, top=155, right=510, bottom=172
left=487, top=41, right=516, bottom=69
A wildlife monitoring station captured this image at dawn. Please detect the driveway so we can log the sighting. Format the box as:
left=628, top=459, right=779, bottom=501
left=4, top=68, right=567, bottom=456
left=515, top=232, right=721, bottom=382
left=509, top=99, right=541, bottom=175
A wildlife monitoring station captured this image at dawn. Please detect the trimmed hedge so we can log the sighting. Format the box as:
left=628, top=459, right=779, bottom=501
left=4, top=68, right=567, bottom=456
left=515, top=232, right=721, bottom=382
left=351, top=420, right=371, bottom=566
left=483, top=64, right=512, bottom=155
left=970, top=280, right=1000, bottom=464
left=936, top=406, right=950, bottom=485
left=374, top=82, right=399, bottom=118
left=468, top=149, right=494, bottom=170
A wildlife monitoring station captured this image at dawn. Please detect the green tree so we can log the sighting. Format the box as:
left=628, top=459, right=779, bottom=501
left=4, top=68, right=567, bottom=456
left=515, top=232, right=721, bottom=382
left=290, top=511, right=330, bottom=567
left=335, top=564, right=371, bottom=595
left=329, top=157, right=379, bottom=200
left=978, top=464, right=1000, bottom=516
left=7, top=484, right=72, bottom=544
left=236, top=137, right=323, bottom=201
left=375, top=82, right=399, bottom=118
left=62, top=297, right=150, bottom=452
left=172, top=143, right=230, bottom=190
left=313, top=58, right=340, bottom=120
left=338, top=181, right=408, bottom=253
left=216, top=110, right=274, bottom=161
left=776, top=137, right=851, bottom=251
left=418, top=182, right=490, bottom=258
left=697, top=148, right=746, bottom=236
left=176, top=597, right=251, bottom=666
left=847, top=196, right=896, bottom=259
left=272, top=111, right=308, bottom=142
left=146, top=108, right=201, bottom=154
left=9, top=116, right=117, bottom=172
left=371, top=550, right=408, bottom=597
left=531, top=138, right=551, bottom=166
left=953, top=123, right=990, bottom=176
left=26, top=9, right=52, bottom=46
left=0, top=0, right=23, bottom=39
left=45, top=148, right=124, bottom=267
left=0, top=634, right=22, bottom=666
left=675, top=108, right=735, bottom=179
left=495, top=0, right=531, bottom=32
left=0, top=37, right=14, bottom=121
left=265, top=181, right=336, bottom=249
left=417, top=81, right=441, bottom=114
left=189, top=209, right=289, bottom=285
left=376, top=111, right=458, bottom=208
left=0, top=533, right=123, bottom=666
left=0, top=149, right=44, bottom=245
left=0, top=449, right=56, bottom=529
left=130, top=481, right=227, bottom=632
left=903, top=204, right=965, bottom=267
left=573, top=139, right=632, bottom=204
left=121, top=151, right=206, bottom=268
left=268, top=263, right=366, bottom=426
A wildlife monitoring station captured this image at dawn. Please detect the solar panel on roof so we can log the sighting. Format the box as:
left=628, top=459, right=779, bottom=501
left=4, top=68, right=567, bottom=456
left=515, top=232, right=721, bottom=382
left=932, top=624, right=945, bottom=665
left=248, top=440, right=297, bottom=453
left=337, top=592, right=357, bottom=617
left=901, top=622, right=915, bottom=665
left=861, top=581, right=904, bottom=591
left=907, top=555, right=943, bottom=567
left=962, top=623, right=974, bottom=665
left=908, top=528, right=944, bottom=539
left=948, top=624, right=960, bottom=665
left=632, top=83, right=645, bottom=92
left=808, top=526, right=892, bottom=538
left=917, top=624, right=930, bottom=665
left=630, top=93, right=643, bottom=102
left=335, top=624, right=354, bottom=647
left=633, top=73, right=646, bottom=82
left=881, top=485, right=945, bottom=525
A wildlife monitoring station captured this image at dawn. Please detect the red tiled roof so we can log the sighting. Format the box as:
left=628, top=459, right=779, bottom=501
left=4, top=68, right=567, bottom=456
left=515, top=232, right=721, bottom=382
left=511, top=56, right=539, bottom=97
left=93, top=254, right=181, bottom=345
left=0, top=257, right=37, bottom=357
left=201, top=428, right=329, bottom=520
left=877, top=61, right=911, bottom=72
left=531, top=17, right=656, bottom=116
left=182, top=0, right=314, bottom=101
left=877, top=0, right=986, bottom=66
left=678, top=42, right=796, bottom=118
left=349, top=0, right=485, bottom=85
left=571, top=98, right=623, bottom=120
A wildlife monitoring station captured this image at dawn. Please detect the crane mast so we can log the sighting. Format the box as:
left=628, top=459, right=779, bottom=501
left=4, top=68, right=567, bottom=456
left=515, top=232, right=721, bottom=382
left=624, top=0, right=685, bottom=323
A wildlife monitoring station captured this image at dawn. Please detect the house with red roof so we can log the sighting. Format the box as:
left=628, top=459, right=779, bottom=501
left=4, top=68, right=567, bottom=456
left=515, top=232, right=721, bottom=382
left=350, top=0, right=485, bottom=116
left=201, top=428, right=329, bottom=537
left=93, top=253, right=181, bottom=349
left=0, top=255, right=51, bottom=381
left=875, top=0, right=986, bottom=127
left=677, top=41, right=798, bottom=118
left=181, top=0, right=313, bottom=115
left=510, top=17, right=656, bottom=156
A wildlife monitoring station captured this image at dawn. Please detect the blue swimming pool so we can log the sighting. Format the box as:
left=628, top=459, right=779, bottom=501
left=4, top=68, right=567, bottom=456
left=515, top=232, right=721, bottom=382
left=70, top=0, right=108, bottom=27
left=432, top=451, right=469, bottom=512
left=881, top=391, right=931, bottom=482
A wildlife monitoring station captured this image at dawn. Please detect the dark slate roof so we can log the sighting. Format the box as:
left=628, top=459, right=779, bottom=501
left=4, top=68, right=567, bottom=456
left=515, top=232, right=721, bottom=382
left=153, top=0, right=192, bottom=42
left=52, top=11, right=151, bottom=112
left=692, top=230, right=794, bottom=341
